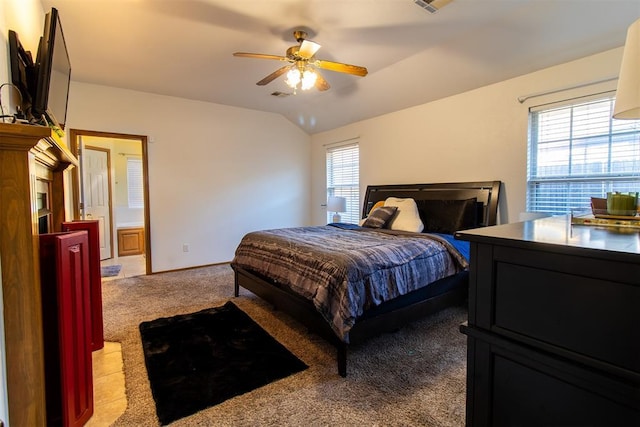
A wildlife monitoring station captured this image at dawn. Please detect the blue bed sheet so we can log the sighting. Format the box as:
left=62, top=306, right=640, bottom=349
left=328, top=223, right=470, bottom=262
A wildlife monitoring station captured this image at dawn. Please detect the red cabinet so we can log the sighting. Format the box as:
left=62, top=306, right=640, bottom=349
left=62, top=220, right=104, bottom=351
left=39, top=231, right=94, bottom=427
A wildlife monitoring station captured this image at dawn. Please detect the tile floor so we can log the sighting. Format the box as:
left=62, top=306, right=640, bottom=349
left=87, top=254, right=146, bottom=425
left=101, top=254, right=146, bottom=280
left=86, top=342, right=127, bottom=427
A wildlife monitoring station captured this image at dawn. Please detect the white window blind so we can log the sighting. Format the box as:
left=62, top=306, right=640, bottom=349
left=126, top=158, right=144, bottom=209
left=326, top=141, right=359, bottom=224
left=527, top=95, right=640, bottom=214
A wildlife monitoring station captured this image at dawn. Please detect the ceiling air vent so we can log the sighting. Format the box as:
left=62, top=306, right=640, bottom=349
left=271, top=91, right=292, bottom=98
left=414, top=0, right=453, bottom=13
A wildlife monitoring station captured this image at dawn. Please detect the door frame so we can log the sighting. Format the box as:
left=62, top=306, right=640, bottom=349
left=69, top=129, right=152, bottom=275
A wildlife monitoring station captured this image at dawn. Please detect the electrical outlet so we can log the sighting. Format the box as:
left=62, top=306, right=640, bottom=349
left=182, top=244, right=189, bottom=253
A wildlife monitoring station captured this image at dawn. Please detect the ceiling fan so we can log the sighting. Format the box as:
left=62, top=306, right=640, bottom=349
left=233, top=30, right=368, bottom=93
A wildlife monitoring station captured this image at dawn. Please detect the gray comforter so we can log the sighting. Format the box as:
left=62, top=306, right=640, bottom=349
left=231, top=225, right=468, bottom=342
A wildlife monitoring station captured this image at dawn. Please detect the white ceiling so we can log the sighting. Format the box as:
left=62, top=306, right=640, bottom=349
left=40, top=0, right=640, bottom=134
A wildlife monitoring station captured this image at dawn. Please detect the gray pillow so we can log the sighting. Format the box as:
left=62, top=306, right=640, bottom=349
left=362, top=206, right=398, bottom=229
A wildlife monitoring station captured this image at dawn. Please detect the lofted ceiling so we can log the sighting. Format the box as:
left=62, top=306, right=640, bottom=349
left=40, top=0, right=640, bottom=134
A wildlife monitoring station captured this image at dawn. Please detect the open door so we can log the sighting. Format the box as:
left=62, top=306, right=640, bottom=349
left=81, top=145, right=112, bottom=260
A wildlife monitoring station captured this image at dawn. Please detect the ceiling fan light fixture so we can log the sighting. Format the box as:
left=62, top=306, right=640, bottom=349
left=301, top=69, right=318, bottom=90
left=235, top=29, right=367, bottom=92
left=299, top=40, right=322, bottom=59
left=285, top=68, right=301, bottom=88
left=285, top=66, right=318, bottom=92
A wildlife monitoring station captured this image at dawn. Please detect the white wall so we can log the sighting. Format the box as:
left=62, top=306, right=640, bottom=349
left=1, top=0, right=44, bottom=116
left=1, top=1, right=45, bottom=424
left=68, top=82, right=311, bottom=272
left=310, top=48, right=623, bottom=226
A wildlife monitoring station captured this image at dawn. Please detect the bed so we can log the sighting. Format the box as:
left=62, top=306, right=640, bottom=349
left=231, top=181, right=501, bottom=376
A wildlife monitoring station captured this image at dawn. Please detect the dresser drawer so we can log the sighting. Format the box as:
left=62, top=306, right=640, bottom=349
left=480, top=246, right=640, bottom=374
left=462, top=325, right=640, bottom=426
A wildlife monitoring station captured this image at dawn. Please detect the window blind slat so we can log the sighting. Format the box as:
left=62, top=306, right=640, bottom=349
left=527, top=96, right=640, bottom=214
left=127, top=158, right=144, bottom=209
left=327, top=142, right=359, bottom=224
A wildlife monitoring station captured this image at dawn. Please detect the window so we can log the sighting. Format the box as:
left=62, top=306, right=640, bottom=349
left=126, top=158, right=144, bottom=209
left=326, top=141, right=359, bottom=223
left=527, top=94, right=640, bottom=214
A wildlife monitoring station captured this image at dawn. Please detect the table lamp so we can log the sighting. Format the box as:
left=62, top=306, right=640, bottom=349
left=613, top=18, right=640, bottom=120
left=327, top=196, right=347, bottom=223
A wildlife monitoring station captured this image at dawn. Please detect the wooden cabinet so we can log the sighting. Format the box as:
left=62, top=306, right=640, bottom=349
left=39, top=231, right=94, bottom=427
left=0, top=123, right=78, bottom=426
left=63, top=220, right=104, bottom=351
left=117, top=226, right=145, bottom=256
left=455, top=217, right=640, bottom=426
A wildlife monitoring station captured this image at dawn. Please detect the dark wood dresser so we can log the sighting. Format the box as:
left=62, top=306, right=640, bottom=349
left=455, top=216, right=640, bottom=426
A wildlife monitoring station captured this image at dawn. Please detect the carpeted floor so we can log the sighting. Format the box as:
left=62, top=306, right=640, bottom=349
left=103, top=264, right=468, bottom=426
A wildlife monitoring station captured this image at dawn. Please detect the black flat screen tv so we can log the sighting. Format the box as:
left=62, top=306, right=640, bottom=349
left=33, top=7, right=71, bottom=130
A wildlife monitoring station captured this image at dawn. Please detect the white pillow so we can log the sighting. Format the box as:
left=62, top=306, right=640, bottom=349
left=383, top=197, right=424, bottom=233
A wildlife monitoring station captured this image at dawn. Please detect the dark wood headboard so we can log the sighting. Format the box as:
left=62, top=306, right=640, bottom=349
left=362, top=181, right=502, bottom=227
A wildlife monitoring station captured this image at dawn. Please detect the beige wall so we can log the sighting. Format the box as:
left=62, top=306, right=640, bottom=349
left=111, top=139, right=143, bottom=222
left=68, top=82, right=311, bottom=271
left=310, top=48, right=623, bottom=226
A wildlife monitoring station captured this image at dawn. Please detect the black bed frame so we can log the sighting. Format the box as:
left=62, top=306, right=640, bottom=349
left=233, top=181, right=501, bottom=376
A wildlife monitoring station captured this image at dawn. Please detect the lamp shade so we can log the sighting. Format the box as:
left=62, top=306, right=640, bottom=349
left=327, top=196, right=347, bottom=213
left=613, top=18, right=640, bottom=120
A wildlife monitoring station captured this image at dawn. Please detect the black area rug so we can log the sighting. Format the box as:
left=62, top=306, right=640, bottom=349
left=139, top=301, right=308, bottom=425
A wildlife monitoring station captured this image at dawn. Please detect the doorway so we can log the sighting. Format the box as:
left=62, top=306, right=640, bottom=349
left=69, top=129, right=151, bottom=276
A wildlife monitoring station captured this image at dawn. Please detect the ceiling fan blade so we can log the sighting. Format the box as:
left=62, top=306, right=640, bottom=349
left=314, top=60, right=368, bottom=77
left=233, top=52, right=288, bottom=61
left=314, top=71, right=330, bottom=91
left=298, top=40, right=321, bottom=59
left=256, top=65, right=291, bottom=86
